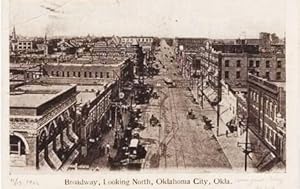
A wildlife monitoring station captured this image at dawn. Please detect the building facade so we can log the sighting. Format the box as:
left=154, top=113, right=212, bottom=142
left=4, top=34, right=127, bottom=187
left=43, top=58, right=134, bottom=83
left=182, top=46, right=286, bottom=90
left=247, top=74, right=286, bottom=164
left=10, top=84, right=79, bottom=171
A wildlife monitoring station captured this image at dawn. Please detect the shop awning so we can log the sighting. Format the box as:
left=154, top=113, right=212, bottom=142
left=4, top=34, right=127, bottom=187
left=38, top=150, right=53, bottom=170
left=47, top=141, right=62, bottom=169
left=203, top=86, right=218, bottom=103
left=55, top=134, right=62, bottom=151
left=68, top=124, right=79, bottom=143
left=63, top=128, right=74, bottom=148
left=60, top=149, right=79, bottom=171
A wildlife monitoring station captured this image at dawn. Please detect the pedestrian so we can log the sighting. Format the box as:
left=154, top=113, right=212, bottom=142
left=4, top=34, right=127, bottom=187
left=226, top=130, right=229, bottom=137
left=106, top=143, right=110, bottom=154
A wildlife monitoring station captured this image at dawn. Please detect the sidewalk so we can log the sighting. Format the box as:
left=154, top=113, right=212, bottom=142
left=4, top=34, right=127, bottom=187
left=79, top=128, right=118, bottom=169
left=190, top=88, right=255, bottom=171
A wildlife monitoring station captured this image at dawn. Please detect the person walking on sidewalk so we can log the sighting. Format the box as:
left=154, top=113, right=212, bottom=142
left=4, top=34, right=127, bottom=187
left=106, top=143, right=111, bottom=155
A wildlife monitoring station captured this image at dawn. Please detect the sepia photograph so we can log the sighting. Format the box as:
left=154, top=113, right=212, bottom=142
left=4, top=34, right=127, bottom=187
left=6, top=0, right=289, bottom=176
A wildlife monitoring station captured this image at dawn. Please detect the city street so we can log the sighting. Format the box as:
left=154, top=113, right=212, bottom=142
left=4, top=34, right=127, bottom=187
left=139, top=40, right=231, bottom=169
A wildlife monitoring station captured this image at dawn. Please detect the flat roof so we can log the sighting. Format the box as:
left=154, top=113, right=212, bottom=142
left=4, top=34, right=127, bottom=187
left=76, top=85, right=106, bottom=105
left=46, top=60, right=126, bottom=67
left=10, top=84, right=74, bottom=108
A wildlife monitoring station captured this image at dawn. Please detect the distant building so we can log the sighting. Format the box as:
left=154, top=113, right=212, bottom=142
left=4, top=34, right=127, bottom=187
left=10, top=63, right=43, bottom=84
left=175, top=37, right=208, bottom=54
left=184, top=45, right=285, bottom=90
left=10, top=84, right=79, bottom=171
left=42, top=58, right=134, bottom=83
left=14, top=40, right=33, bottom=51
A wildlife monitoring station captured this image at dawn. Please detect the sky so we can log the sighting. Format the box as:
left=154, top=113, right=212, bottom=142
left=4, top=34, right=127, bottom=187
left=9, top=0, right=286, bottom=38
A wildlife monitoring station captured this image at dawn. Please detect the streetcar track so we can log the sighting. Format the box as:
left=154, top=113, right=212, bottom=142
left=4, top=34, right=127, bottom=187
left=169, top=86, right=187, bottom=168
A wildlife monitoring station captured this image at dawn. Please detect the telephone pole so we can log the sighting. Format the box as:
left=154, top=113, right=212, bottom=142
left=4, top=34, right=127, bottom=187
left=216, top=53, right=222, bottom=137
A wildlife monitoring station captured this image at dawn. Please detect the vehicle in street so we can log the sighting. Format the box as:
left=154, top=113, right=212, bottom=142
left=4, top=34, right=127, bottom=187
left=129, top=138, right=139, bottom=159
left=187, top=109, right=196, bottom=119
left=164, top=77, right=176, bottom=88
left=150, top=114, right=159, bottom=126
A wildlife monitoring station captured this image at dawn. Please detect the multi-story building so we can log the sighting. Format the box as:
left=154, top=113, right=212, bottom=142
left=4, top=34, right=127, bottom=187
left=10, top=84, right=79, bottom=171
left=121, top=36, right=153, bottom=46
left=247, top=74, right=286, bottom=165
left=43, top=58, right=134, bottom=83
left=37, top=77, right=116, bottom=158
left=184, top=45, right=285, bottom=90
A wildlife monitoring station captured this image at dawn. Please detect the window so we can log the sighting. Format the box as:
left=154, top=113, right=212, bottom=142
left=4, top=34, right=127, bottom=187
left=236, top=60, right=241, bottom=67
left=256, top=72, right=259, bottom=76
left=89, top=72, right=92, bottom=78
left=225, top=60, right=230, bottom=67
left=67, top=72, right=70, bottom=77
left=73, top=72, right=76, bottom=77
left=10, top=135, right=26, bottom=155
left=95, top=72, right=98, bottom=78
left=100, top=72, right=103, bottom=78
left=84, top=72, right=87, bottom=78
left=236, top=71, right=240, bottom=79
left=265, top=72, right=270, bottom=79
left=225, top=71, right=229, bottom=79
left=266, top=60, right=270, bottom=68
left=78, top=72, right=81, bottom=77
left=107, top=72, right=110, bottom=78
left=256, top=61, right=260, bottom=67
left=276, top=72, right=281, bottom=80
left=277, top=61, right=282, bottom=68
left=51, top=71, right=54, bottom=76
left=62, top=71, right=65, bottom=77
left=249, top=60, right=254, bottom=67
left=56, top=71, right=59, bottom=76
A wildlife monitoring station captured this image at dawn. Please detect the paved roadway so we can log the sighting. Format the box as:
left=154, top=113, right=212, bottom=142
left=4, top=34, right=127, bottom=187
left=139, top=40, right=231, bottom=169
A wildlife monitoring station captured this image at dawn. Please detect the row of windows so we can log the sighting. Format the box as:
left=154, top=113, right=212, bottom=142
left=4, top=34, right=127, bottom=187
left=50, top=71, right=111, bottom=78
left=224, top=60, right=282, bottom=68
left=123, top=38, right=152, bottom=43
left=250, top=90, right=278, bottom=121
left=18, top=42, right=32, bottom=45
left=224, top=71, right=282, bottom=79
left=17, top=46, right=32, bottom=49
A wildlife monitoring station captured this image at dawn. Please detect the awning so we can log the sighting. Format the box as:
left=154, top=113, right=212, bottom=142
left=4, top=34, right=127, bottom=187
left=38, top=150, right=52, bottom=170
left=219, top=100, right=236, bottom=124
left=203, top=86, right=217, bottom=103
left=68, top=124, right=79, bottom=143
left=257, top=152, right=278, bottom=171
left=60, top=149, right=79, bottom=171
left=55, top=134, right=62, bottom=151
left=63, top=128, right=74, bottom=148
left=47, top=141, right=63, bottom=169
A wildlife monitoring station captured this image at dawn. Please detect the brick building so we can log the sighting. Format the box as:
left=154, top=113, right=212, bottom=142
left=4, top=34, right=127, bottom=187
left=43, top=58, right=134, bottom=83
left=247, top=74, right=286, bottom=164
left=184, top=46, right=285, bottom=90
left=10, top=84, right=79, bottom=171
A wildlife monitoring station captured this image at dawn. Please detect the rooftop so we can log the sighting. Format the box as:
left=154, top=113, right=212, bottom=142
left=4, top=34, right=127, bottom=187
left=10, top=84, right=74, bottom=108
left=76, top=84, right=108, bottom=106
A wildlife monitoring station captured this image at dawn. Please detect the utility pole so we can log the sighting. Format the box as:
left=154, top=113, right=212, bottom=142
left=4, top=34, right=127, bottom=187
left=216, top=53, right=222, bottom=137
left=244, top=82, right=251, bottom=171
